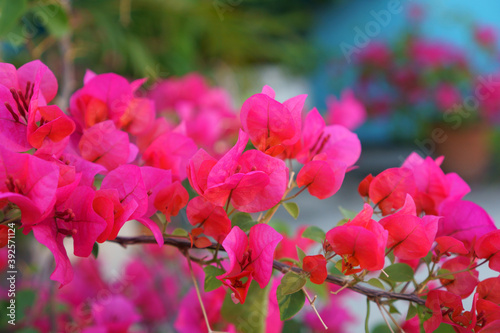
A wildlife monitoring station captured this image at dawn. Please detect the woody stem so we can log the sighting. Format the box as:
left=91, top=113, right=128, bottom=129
left=110, top=235, right=427, bottom=306
left=303, top=287, right=328, bottom=330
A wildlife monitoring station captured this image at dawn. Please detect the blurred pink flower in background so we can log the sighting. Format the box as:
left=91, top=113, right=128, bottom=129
left=435, top=83, right=462, bottom=112
left=326, top=89, right=367, bottom=130
left=474, top=25, right=497, bottom=48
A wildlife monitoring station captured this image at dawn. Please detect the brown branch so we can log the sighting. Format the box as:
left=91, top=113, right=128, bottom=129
left=111, top=235, right=426, bottom=306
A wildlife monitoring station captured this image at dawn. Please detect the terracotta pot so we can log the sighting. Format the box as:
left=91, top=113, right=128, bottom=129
left=434, top=122, right=492, bottom=182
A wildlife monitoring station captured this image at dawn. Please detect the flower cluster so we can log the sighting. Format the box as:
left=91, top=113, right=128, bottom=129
left=345, top=8, right=500, bottom=132
left=2, top=59, right=500, bottom=333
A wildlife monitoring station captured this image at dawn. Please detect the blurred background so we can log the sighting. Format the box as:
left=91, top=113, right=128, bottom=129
left=3, top=0, right=500, bottom=181
left=2, top=0, right=500, bottom=332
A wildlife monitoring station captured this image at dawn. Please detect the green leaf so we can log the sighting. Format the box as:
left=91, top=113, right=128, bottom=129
left=277, top=288, right=305, bottom=321
left=334, top=260, right=343, bottom=273
left=278, top=272, right=307, bottom=296
left=407, top=303, right=417, bottom=320
left=203, top=265, right=225, bottom=292
left=0, top=0, right=27, bottom=38
left=283, top=202, right=299, bottom=219
left=336, top=218, right=350, bottom=226
left=222, top=280, right=270, bottom=333
left=366, top=278, right=385, bottom=290
left=231, top=212, right=257, bottom=232
left=296, top=245, right=306, bottom=264
left=91, top=242, right=99, bottom=259
left=437, top=269, right=455, bottom=280
left=282, top=319, right=305, bottom=333
left=302, top=226, right=325, bottom=243
left=386, top=250, right=395, bottom=264
left=329, top=263, right=344, bottom=277
left=389, top=304, right=400, bottom=314
left=278, top=257, right=301, bottom=266
left=423, top=251, right=433, bottom=265
left=381, top=263, right=414, bottom=282
left=338, top=206, right=357, bottom=220
left=371, top=323, right=393, bottom=333
left=434, top=323, right=457, bottom=333
left=172, top=228, right=188, bottom=237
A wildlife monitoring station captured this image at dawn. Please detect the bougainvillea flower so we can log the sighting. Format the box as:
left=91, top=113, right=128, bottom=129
left=154, top=181, right=189, bottom=223
left=39, top=155, right=82, bottom=205
left=440, top=256, right=479, bottom=299
left=368, top=167, right=417, bottom=216
left=0, top=60, right=57, bottom=104
left=402, top=153, right=469, bottom=215
left=70, top=72, right=154, bottom=134
left=188, top=130, right=288, bottom=213
left=424, top=290, right=476, bottom=333
left=474, top=300, right=500, bottom=332
left=0, top=145, right=59, bottom=225
left=326, top=89, right=367, bottom=130
left=379, top=194, right=439, bottom=260
left=79, top=120, right=136, bottom=171
left=121, top=257, right=181, bottom=323
left=186, top=196, right=231, bottom=243
left=27, top=101, right=75, bottom=152
left=57, top=258, right=108, bottom=309
left=358, top=174, right=373, bottom=198
left=93, top=188, right=137, bottom=243
left=474, top=25, right=497, bottom=48
left=297, top=108, right=361, bottom=167
left=140, top=166, right=173, bottom=218
left=296, top=153, right=347, bottom=200
left=99, top=165, right=166, bottom=246
left=148, top=73, right=209, bottom=112
left=28, top=186, right=107, bottom=286
left=217, top=224, right=282, bottom=304
left=0, top=225, right=9, bottom=248
left=0, top=61, right=57, bottom=152
left=480, top=319, right=500, bottom=333
left=326, top=204, right=388, bottom=274
left=147, top=74, right=239, bottom=157
left=303, top=255, right=328, bottom=284
left=274, top=226, right=315, bottom=263
left=400, top=316, right=420, bottom=333
left=435, top=236, right=469, bottom=257
left=438, top=200, right=496, bottom=250
left=86, top=295, right=141, bottom=333
left=475, top=230, right=500, bottom=272
left=240, top=85, right=305, bottom=156
left=435, top=83, right=462, bottom=112
left=142, top=131, right=197, bottom=181
left=477, top=277, right=500, bottom=304
left=174, top=286, right=227, bottom=333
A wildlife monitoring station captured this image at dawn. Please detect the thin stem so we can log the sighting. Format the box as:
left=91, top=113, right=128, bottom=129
left=303, top=287, right=328, bottom=330
left=365, top=298, right=371, bottom=333
left=281, top=186, right=308, bottom=202
left=184, top=250, right=216, bottom=333
left=380, top=301, right=405, bottom=333
left=432, top=258, right=490, bottom=279
left=376, top=299, right=395, bottom=333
